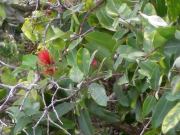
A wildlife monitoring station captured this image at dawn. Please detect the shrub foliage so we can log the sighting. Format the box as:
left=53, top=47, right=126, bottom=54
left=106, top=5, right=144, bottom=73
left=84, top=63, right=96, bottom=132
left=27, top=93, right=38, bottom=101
left=0, top=0, right=180, bottom=135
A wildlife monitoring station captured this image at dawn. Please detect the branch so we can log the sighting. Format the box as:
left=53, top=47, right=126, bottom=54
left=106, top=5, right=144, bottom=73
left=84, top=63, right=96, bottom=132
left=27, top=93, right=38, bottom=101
left=0, top=119, right=7, bottom=127
left=70, top=27, right=95, bottom=41
left=0, top=60, right=16, bottom=69
left=140, top=119, right=151, bottom=135
left=33, top=85, right=70, bottom=135
left=0, top=72, right=39, bottom=111
left=78, top=0, right=105, bottom=34
left=0, top=83, right=24, bottom=111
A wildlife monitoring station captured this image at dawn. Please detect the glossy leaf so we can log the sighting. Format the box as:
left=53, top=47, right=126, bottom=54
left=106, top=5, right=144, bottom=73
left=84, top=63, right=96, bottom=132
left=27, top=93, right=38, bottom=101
left=88, top=83, right=108, bottom=106
left=140, top=12, right=168, bottom=27
left=78, top=109, right=94, bottom=135
left=96, top=7, right=117, bottom=31
left=117, top=45, right=146, bottom=61
left=143, top=95, right=157, bottom=116
left=53, top=102, right=75, bottom=117
left=162, top=102, right=180, bottom=134
left=21, top=18, right=38, bottom=41
left=14, top=116, right=31, bottom=134
left=77, top=48, right=91, bottom=75
left=87, top=100, right=120, bottom=123
left=22, top=54, right=37, bottom=70
left=151, top=95, right=176, bottom=128
left=69, top=66, right=84, bottom=83
left=166, top=0, right=180, bottom=21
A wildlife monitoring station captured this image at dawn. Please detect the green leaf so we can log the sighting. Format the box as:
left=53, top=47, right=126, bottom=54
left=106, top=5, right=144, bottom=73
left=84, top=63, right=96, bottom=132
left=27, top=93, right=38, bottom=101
left=85, top=31, right=116, bottom=53
left=45, top=27, right=70, bottom=43
left=14, top=116, right=31, bottom=134
left=139, top=61, right=161, bottom=90
left=151, top=95, right=176, bottom=128
left=140, top=12, right=167, bottom=27
left=143, top=3, right=156, bottom=15
left=88, top=83, right=108, bottom=106
left=106, top=1, right=132, bottom=19
left=175, top=30, right=180, bottom=40
left=22, top=54, right=37, bottom=70
left=85, top=42, right=111, bottom=62
left=0, top=89, right=7, bottom=101
left=106, top=0, right=121, bottom=17
left=87, top=100, right=120, bottom=123
left=1, top=68, right=17, bottom=85
left=171, top=76, right=180, bottom=94
left=113, top=54, right=123, bottom=70
left=22, top=18, right=38, bottom=41
left=117, top=45, right=146, bottom=61
left=96, top=7, right=117, bottom=31
left=143, top=95, right=157, bottom=116
left=164, top=39, right=180, bottom=57
left=61, top=118, right=75, bottom=129
left=53, top=102, right=75, bottom=117
left=162, top=102, right=180, bottom=134
left=68, top=38, right=82, bottom=50
left=117, top=74, right=129, bottom=86
left=113, top=85, right=130, bottom=107
left=113, top=28, right=129, bottom=41
left=0, top=4, right=6, bottom=26
left=144, top=129, right=159, bottom=135
left=27, top=70, right=36, bottom=83
left=66, top=50, right=77, bottom=67
left=24, top=102, right=40, bottom=116
left=166, top=0, right=180, bottom=21
left=152, top=27, right=176, bottom=49
left=154, top=0, right=167, bottom=17
left=84, top=0, right=94, bottom=10
left=78, top=109, right=94, bottom=135
left=51, top=38, right=66, bottom=51
left=157, top=27, right=176, bottom=40
left=69, top=66, right=84, bottom=83
left=77, top=48, right=91, bottom=75
left=26, top=126, right=43, bottom=135
left=128, top=89, right=139, bottom=109
left=166, top=92, right=180, bottom=101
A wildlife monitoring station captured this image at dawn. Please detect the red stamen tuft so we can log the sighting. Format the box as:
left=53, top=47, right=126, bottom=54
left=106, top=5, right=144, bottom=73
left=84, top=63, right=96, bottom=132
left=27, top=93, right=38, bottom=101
left=38, top=49, right=54, bottom=65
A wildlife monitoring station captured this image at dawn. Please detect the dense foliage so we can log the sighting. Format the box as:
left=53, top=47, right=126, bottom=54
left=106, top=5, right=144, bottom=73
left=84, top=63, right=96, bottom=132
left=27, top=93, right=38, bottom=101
left=0, top=0, right=180, bottom=135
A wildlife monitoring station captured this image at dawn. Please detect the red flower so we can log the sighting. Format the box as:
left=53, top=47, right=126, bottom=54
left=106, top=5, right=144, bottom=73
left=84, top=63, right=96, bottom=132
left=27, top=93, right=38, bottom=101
left=38, top=49, right=54, bottom=65
left=38, top=49, right=56, bottom=75
left=91, top=58, right=97, bottom=67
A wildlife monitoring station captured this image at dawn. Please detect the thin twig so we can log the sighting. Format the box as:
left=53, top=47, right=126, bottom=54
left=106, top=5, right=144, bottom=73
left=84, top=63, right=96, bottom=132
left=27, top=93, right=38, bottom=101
left=19, top=90, right=31, bottom=111
left=0, top=83, right=24, bottom=110
left=78, top=0, right=104, bottom=34
left=140, top=119, right=151, bottom=135
left=33, top=110, right=47, bottom=135
left=23, top=129, right=29, bottom=135
left=50, top=80, right=78, bottom=91
left=33, top=90, right=48, bottom=135
left=0, top=60, right=16, bottom=69
left=47, top=117, right=50, bottom=135
left=35, top=0, right=40, bottom=10
left=70, top=27, right=95, bottom=41
left=48, top=115, right=71, bottom=135
left=0, top=120, right=7, bottom=127
left=51, top=83, right=63, bottom=125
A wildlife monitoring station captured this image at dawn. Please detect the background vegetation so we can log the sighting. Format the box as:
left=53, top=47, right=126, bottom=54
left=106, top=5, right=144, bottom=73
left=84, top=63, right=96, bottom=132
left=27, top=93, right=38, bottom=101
left=0, top=0, right=180, bottom=135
